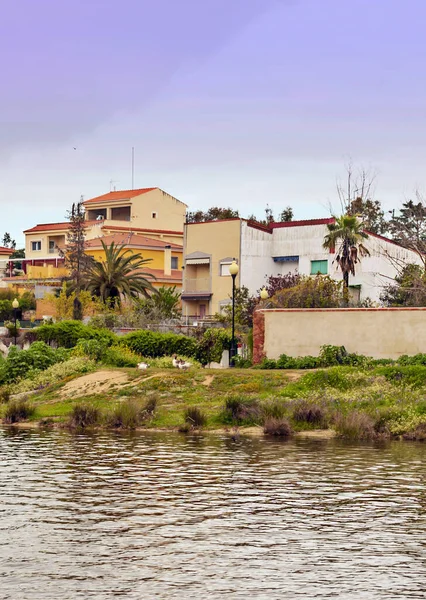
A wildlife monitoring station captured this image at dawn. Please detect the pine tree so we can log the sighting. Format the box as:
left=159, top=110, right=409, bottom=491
left=62, top=199, right=93, bottom=320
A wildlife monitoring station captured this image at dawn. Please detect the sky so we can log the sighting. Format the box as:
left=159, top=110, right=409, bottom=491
left=2, top=0, right=426, bottom=246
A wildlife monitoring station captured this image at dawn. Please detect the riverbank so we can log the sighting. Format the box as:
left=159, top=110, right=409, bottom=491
left=2, top=365, right=426, bottom=440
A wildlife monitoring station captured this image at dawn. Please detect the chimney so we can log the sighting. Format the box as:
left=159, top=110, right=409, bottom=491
left=164, top=245, right=171, bottom=277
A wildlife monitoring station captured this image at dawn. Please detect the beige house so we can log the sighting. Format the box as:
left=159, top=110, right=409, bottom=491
left=182, top=217, right=424, bottom=318
left=21, top=187, right=187, bottom=281
left=182, top=219, right=267, bottom=317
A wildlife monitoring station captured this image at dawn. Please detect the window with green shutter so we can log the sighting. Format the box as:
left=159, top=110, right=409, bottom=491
left=310, top=260, right=328, bottom=275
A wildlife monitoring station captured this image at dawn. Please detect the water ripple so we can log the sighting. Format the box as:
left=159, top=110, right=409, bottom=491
left=1, top=429, right=426, bottom=599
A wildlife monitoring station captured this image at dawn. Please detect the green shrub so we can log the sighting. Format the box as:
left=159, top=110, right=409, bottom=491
left=398, top=354, right=426, bottom=366
left=184, top=406, right=207, bottom=428
left=263, top=417, right=292, bottom=437
left=262, top=400, right=287, bottom=419
left=104, top=345, right=141, bottom=367
left=13, top=357, right=96, bottom=394
left=0, top=387, right=10, bottom=403
left=1, top=342, right=70, bottom=384
left=232, top=356, right=252, bottom=368
left=195, top=328, right=232, bottom=365
left=375, top=365, right=426, bottom=388
left=259, top=358, right=277, bottom=369
left=73, top=338, right=109, bottom=361
left=223, top=395, right=261, bottom=425
left=106, top=399, right=145, bottom=429
left=3, top=399, right=35, bottom=423
left=68, top=404, right=100, bottom=428
left=122, top=330, right=198, bottom=358
left=34, top=321, right=116, bottom=348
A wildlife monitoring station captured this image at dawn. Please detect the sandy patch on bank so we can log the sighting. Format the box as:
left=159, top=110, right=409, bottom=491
left=60, top=370, right=129, bottom=398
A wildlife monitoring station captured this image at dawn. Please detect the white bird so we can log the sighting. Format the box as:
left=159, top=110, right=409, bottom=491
left=137, top=362, right=149, bottom=370
left=178, top=361, right=191, bottom=371
left=172, top=354, right=180, bottom=368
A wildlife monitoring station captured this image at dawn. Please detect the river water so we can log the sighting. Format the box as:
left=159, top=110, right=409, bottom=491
left=1, top=429, right=426, bottom=599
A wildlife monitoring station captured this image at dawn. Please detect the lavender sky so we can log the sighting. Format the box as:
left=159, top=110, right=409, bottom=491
left=2, top=0, right=426, bottom=245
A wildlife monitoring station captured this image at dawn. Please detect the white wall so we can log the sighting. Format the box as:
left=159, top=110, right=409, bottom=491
left=271, top=224, right=422, bottom=303
left=240, top=223, right=277, bottom=293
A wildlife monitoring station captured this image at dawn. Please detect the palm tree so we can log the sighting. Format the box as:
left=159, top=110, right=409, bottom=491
left=85, top=241, right=157, bottom=306
left=323, top=215, right=370, bottom=295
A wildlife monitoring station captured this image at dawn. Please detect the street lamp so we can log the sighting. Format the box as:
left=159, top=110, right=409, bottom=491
left=229, top=260, right=239, bottom=367
left=12, top=298, right=19, bottom=346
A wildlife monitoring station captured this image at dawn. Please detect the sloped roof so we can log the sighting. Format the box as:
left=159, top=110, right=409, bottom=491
left=85, top=233, right=182, bottom=250
left=0, top=246, right=13, bottom=255
left=24, top=221, right=98, bottom=234
left=269, top=218, right=335, bottom=229
left=83, top=188, right=157, bottom=205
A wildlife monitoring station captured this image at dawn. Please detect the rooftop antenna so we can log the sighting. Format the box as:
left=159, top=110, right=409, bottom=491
left=131, top=147, right=135, bottom=190
left=110, top=179, right=118, bottom=192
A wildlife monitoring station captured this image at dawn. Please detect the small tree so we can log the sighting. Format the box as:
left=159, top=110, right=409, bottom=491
left=323, top=215, right=369, bottom=296
left=1, top=232, right=16, bottom=249
left=388, top=195, right=426, bottom=267
left=380, top=264, right=426, bottom=307
left=186, top=207, right=239, bottom=223
left=62, top=200, right=93, bottom=320
left=86, top=241, right=157, bottom=307
left=137, top=286, right=181, bottom=320
left=215, top=286, right=257, bottom=329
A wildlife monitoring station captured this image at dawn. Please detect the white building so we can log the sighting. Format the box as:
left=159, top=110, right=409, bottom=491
left=182, top=218, right=421, bottom=316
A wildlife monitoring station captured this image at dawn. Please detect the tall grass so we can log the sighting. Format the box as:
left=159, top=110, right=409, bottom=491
left=68, top=404, right=100, bottom=429
left=184, top=406, right=207, bottom=428
left=263, top=417, right=292, bottom=437
left=333, top=411, right=377, bottom=440
left=3, top=399, right=35, bottom=423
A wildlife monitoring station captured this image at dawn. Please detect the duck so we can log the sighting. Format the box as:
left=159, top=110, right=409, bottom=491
left=137, top=362, right=149, bottom=371
left=178, top=360, right=192, bottom=371
left=172, top=354, right=180, bottom=368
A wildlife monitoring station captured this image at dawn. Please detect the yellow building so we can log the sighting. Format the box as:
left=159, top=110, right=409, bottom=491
left=0, top=246, right=14, bottom=282
left=84, top=233, right=183, bottom=289
left=182, top=219, right=242, bottom=318
left=17, top=187, right=186, bottom=286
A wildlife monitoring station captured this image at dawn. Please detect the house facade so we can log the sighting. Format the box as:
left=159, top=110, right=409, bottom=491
left=181, top=218, right=422, bottom=317
left=16, top=187, right=187, bottom=288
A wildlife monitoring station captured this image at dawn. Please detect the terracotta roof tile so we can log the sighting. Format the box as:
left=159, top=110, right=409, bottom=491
left=85, top=233, right=182, bottom=250
left=0, top=246, right=13, bottom=254
left=83, top=188, right=157, bottom=205
left=23, top=221, right=98, bottom=234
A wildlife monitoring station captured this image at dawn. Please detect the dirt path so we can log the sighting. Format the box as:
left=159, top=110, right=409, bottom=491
left=60, top=370, right=129, bottom=398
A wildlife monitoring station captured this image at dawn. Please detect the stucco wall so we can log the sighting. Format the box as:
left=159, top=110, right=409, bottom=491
left=240, top=222, right=277, bottom=293
left=255, top=308, right=426, bottom=360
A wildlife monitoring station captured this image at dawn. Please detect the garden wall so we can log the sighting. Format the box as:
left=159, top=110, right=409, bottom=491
left=253, top=308, right=426, bottom=362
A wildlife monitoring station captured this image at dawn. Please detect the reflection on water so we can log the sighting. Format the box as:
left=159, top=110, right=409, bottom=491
left=1, top=429, right=426, bottom=599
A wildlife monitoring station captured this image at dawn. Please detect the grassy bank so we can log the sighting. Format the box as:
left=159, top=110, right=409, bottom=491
left=2, top=365, right=426, bottom=441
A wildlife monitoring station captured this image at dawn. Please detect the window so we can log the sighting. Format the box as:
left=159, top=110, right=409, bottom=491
left=31, top=241, right=41, bottom=252
left=171, top=256, right=178, bottom=270
left=220, top=263, right=232, bottom=276
left=151, top=211, right=157, bottom=219
left=49, top=241, right=55, bottom=254
left=310, top=260, right=328, bottom=275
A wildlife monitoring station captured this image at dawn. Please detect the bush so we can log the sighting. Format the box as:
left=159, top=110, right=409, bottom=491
left=0, top=342, right=70, bottom=384
left=0, top=388, right=10, bottom=403
left=104, top=345, right=141, bottom=368
left=270, top=275, right=343, bottom=308
left=263, top=417, right=292, bottom=437
left=34, top=321, right=116, bottom=348
left=3, top=399, right=35, bottom=423
left=292, top=400, right=327, bottom=427
left=122, top=330, right=198, bottom=358
left=333, top=411, right=377, bottom=440
left=223, top=395, right=262, bottom=425
left=73, top=338, right=110, bottom=361
left=195, top=328, right=232, bottom=365
left=106, top=399, right=146, bottom=429
left=68, top=404, right=100, bottom=428
left=375, top=365, right=426, bottom=388
left=262, top=400, right=287, bottom=419
left=184, top=406, right=207, bottom=428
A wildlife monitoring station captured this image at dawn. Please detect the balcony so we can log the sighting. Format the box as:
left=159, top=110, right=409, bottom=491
left=182, top=277, right=212, bottom=299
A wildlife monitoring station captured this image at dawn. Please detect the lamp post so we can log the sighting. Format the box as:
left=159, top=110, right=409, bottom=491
left=12, top=298, right=19, bottom=346
left=228, top=260, right=239, bottom=367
